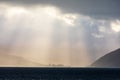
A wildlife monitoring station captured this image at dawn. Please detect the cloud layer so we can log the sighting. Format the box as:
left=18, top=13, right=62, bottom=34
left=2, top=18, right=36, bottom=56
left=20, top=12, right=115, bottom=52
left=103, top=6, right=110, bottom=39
left=0, top=0, right=120, bottom=19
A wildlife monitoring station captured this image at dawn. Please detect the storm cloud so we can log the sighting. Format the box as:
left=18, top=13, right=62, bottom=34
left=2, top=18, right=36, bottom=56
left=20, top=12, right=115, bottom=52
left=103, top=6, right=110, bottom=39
left=0, top=0, right=120, bottom=19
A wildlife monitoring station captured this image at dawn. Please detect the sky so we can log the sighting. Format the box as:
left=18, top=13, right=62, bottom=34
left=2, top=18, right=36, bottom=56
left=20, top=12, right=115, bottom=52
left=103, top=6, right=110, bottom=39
left=0, top=0, right=120, bottom=67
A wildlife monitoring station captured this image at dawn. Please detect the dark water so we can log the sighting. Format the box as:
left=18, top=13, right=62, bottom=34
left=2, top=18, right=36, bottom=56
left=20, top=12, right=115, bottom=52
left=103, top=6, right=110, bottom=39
left=0, top=67, right=120, bottom=80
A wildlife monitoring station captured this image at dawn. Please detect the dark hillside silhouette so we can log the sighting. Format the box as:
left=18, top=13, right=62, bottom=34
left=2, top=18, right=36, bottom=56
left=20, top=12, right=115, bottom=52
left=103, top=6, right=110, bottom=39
left=91, top=48, right=120, bottom=68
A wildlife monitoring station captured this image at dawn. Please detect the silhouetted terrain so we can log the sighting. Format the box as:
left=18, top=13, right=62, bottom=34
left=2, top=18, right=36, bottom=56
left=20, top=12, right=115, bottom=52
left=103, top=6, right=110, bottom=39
left=91, top=48, right=120, bottom=68
left=0, top=52, right=45, bottom=67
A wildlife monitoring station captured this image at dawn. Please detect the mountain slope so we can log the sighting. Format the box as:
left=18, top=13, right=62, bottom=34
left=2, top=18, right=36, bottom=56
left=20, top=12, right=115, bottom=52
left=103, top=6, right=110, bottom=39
left=91, top=48, right=120, bottom=68
left=0, top=53, right=45, bottom=67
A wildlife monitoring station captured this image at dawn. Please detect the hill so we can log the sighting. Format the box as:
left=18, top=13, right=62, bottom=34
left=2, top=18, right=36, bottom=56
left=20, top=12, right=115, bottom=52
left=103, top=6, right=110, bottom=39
left=0, top=52, right=45, bottom=67
left=91, top=48, right=120, bottom=68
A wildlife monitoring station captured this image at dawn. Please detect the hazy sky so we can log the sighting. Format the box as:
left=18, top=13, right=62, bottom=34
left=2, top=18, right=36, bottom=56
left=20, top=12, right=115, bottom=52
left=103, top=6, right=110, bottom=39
left=0, top=0, right=120, bottom=67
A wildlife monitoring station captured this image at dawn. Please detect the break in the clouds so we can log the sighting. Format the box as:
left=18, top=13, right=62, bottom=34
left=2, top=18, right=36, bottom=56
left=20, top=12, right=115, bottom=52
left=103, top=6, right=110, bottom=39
left=0, top=0, right=120, bottom=19
left=0, top=1, right=120, bottom=67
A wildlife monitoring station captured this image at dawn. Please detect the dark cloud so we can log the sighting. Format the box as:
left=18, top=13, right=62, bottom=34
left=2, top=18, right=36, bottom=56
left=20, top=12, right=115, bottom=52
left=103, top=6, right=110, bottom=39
left=0, top=0, right=120, bottom=19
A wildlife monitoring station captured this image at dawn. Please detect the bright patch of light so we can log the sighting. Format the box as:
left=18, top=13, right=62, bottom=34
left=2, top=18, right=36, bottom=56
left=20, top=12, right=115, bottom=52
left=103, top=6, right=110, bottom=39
left=111, top=20, right=120, bottom=32
left=0, top=4, right=80, bottom=66
left=62, top=14, right=77, bottom=26
left=7, top=7, right=28, bottom=17
left=44, top=7, right=60, bottom=18
left=44, top=6, right=78, bottom=26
